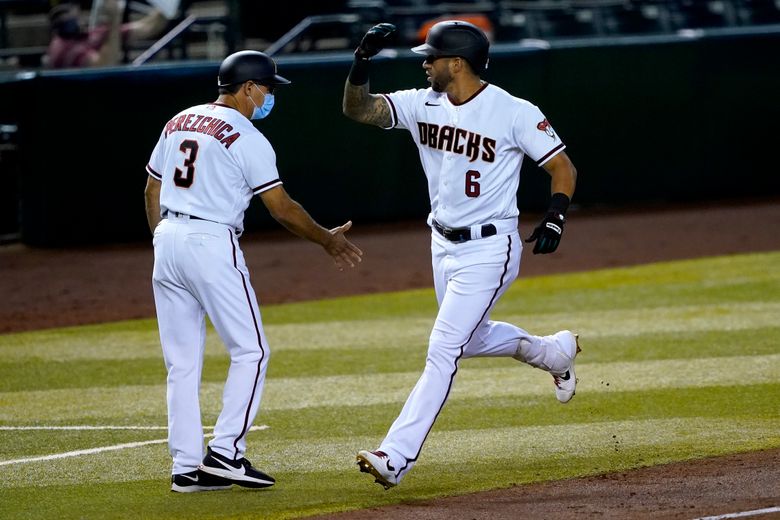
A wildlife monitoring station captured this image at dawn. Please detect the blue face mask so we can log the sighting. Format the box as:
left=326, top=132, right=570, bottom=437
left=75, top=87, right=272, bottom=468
left=250, top=89, right=275, bottom=120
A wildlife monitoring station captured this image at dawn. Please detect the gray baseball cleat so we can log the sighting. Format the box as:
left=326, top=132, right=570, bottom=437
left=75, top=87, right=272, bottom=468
left=356, top=450, right=398, bottom=490
left=551, top=330, right=581, bottom=403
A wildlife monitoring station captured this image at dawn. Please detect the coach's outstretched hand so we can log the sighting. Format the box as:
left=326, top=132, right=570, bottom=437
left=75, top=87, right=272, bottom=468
left=525, top=211, right=565, bottom=254
left=325, top=221, right=364, bottom=270
left=356, top=23, right=396, bottom=59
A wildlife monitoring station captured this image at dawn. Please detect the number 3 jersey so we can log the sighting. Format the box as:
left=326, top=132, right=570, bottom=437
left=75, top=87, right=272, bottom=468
left=381, top=83, right=565, bottom=229
left=146, top=102, right=282, bottom=233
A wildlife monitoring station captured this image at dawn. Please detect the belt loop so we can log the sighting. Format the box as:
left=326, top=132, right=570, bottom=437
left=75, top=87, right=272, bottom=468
left=470, top=224, right=482, bottom=240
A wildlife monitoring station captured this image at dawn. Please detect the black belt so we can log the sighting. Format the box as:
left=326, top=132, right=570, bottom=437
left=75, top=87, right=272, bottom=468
left=166, top=211, right=204, bottom=221
left=164, top=211, right=241, bottom=236
left=432, top=219, right=497, bottom=243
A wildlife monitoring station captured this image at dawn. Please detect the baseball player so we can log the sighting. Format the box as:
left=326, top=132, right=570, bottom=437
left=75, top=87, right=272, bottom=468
left=144, top=50, right=363, bottom=493
left=343, top=21, right=579, bottom=489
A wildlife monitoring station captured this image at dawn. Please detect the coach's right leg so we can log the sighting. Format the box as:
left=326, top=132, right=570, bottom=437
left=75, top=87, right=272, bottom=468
left=153, top=225, right=208, bottom=475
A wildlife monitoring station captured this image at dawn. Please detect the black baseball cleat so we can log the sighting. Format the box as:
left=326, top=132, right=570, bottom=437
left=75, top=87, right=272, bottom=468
left=198, top=446, right=275, bottom=488
left=170, top=469, right=233, bottom=493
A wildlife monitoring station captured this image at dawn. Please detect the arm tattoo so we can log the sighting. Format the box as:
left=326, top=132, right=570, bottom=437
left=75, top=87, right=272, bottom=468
left=364, top=94, right=392, bottom=128
left=343, top=81, right=392, bottom=128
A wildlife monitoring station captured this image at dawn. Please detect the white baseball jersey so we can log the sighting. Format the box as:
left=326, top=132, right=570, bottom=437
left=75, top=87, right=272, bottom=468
left=370, top=83, right=574, bottom=484
left=146, top=102, right=282, bottom=233
left=382, top=83, right=565, bottom=228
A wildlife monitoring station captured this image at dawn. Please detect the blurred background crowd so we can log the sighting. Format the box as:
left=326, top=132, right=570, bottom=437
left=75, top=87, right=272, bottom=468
left=0, top=0, right=778, bottom=70
left=0, top=1, right=778, bottom=248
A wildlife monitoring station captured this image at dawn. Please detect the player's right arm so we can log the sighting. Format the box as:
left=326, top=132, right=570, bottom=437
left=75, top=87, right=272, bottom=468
left=342, top=23, right=396, bottom=128
left=259, top=185, right=363, bottom=270
left=342, top=83, right=392, bottom=128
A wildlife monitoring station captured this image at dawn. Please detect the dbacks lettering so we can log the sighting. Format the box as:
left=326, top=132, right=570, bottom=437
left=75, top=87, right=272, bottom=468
left=417, top=122, right=496, bottom=163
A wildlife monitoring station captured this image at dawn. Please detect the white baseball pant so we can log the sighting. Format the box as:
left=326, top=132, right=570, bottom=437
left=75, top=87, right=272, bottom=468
left=379, top=227, right=543, bottom=482
left=152, top=214, right=270, bottom=475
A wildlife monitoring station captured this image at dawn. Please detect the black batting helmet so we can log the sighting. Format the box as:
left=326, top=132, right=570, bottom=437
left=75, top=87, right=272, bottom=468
left=411, top=20, right=490, bottom=73
left=217, top=50, right=291, bottom=87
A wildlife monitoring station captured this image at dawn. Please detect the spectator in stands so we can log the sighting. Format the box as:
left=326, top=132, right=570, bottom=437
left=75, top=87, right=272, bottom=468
left=46, top=0, right=169, bottom=68
left=416, top=14, right=494, bottom=44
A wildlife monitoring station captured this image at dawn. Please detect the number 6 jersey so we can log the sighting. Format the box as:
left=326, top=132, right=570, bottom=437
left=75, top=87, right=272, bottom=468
left=146, top=102, right=282, bottom=233
left=381, top=83, right=565, bottom=229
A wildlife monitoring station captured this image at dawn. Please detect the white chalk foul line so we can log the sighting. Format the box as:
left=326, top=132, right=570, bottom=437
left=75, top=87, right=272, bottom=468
left=0, top=425, right=171, bottom=431
left=694, top=506, right=780, bottom=520
left=0, top=438, right=172, bottom=466
left=0, top=425, right=268, bottom=466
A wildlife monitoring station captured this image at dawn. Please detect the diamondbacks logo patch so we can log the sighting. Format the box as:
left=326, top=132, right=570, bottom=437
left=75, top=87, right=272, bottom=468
left=537, top=118, right=556, bottom=139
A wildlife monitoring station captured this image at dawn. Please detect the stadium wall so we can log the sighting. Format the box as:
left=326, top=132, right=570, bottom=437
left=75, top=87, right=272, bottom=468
left=0, top=28, right=777, bottom=246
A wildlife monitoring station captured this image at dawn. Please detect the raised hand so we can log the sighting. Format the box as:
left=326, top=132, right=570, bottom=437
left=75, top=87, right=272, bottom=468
left=356, top=23, right=397, bottom=59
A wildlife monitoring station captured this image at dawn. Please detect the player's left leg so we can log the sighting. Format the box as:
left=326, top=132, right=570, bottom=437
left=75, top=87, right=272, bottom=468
left=464, top=319, right=581, bottom=401
left=458, top=242, right=580, bottom=402
left=463, top=319, right=572, bottom=368
left=451, top=231, right=527, bottom=360
left=461, top=319, right=525, bottom=358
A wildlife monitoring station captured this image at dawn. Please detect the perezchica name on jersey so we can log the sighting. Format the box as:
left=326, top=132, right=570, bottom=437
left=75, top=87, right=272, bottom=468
left=164, top=113, right=241, bottom=149
left=417, top=122, right=496, bottom=163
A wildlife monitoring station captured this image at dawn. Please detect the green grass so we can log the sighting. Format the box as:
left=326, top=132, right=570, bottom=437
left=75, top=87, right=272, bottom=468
left=1, top=251, right=779, bottom=519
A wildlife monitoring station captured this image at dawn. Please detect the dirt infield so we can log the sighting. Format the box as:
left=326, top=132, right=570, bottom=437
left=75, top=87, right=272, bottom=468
left=1, top=198, right=779, bottom=518
left=317, top=449, right=780, bottom=520
left=2, top=199, right=780, bottom=334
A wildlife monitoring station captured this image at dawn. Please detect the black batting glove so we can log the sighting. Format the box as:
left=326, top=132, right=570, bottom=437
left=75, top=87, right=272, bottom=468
left=525, top=193, right=570, bottom=255
left=525, top=212, right=565, bottom=254
left=355, top=23, right=396, bottom=59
